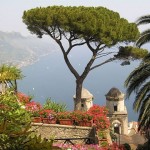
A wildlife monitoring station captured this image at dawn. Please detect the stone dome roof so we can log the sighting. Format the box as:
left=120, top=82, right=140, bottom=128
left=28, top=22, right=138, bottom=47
left=105, top=87, right=124, bottom=100
left=106, top=87, right=121, bottom=97
left=73, top=88, right=93, bottom=99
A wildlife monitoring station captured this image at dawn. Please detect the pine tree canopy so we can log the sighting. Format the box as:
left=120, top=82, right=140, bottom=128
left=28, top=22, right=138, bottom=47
left=23, top=6, right=139, bottom=47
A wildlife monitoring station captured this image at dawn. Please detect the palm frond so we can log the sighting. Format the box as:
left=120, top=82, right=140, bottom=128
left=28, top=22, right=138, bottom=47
left=136, top=32, right=150, bottom=47
left=143, top=53, right=150, bottom=62
left=133, top=82, right=150, bottom=111
left=136, top=15, right=150, bottom=25
left=126, top=14, right=150, bottom=136
left=138, top=98, right=150, bottom=131
left=125, top=63, right=150, bottom=98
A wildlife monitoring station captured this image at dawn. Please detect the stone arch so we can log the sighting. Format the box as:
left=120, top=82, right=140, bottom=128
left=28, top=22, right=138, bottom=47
left=110, top=118, right=123, bottom=134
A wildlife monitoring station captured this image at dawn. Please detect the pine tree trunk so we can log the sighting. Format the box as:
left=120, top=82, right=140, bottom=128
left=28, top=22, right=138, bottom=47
left=14, top=80, right=18, bottom=94
left=74, top=79, right=83, bottom=111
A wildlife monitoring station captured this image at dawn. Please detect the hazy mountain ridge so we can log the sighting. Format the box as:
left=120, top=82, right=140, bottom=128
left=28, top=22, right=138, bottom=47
left=0, top=31, right=56, bottom=68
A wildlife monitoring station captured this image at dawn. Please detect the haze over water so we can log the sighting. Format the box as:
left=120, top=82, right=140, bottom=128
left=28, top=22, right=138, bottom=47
left=18, top=45, right=140, bottom=122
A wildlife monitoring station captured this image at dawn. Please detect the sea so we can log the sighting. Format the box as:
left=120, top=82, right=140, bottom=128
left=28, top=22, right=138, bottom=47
left=18, top=45, right=140, bottom=122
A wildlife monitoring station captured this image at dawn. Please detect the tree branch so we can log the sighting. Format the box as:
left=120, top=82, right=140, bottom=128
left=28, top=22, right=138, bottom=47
left=86, top=39, right=95, bottom=52
left=90, top=57, right=116, bottom=71
left=66, top=41, right=86, bottom=55
left=80, top=52, right=97, bottom=80
left=96, top=52, right=117, bottom=59
left=43, top=27, right=80, bottom=79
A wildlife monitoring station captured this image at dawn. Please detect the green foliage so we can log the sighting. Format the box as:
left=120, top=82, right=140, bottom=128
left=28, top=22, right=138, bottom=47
left=43, top=98, right=67, bottom=113
left=23, top=6, right=139, bottom=46
left=0, top=91, right=55, bottom=149
left=23, top=134, right=53, bottom=150
left=110, top=130, right=117, bottom=142
left=115, top=46, right=149, bottom=60
left=0, top=132, right=54, bottom=150
left=123, top=143, right=131, bottom=150
left=136, top=15, right=150, bottom=47
left=0, top=64, right=24, bottom=93
left=125, top=54, right=150, bottom=136
left=0, top=91, right=32, bottom=149
left=32, top=111, right=40, bottom=117
left=0, top=91, right=31, bottom=134
left=100, top=141, right=109, bottom=147
left=97, top=131, right=107, bottom=139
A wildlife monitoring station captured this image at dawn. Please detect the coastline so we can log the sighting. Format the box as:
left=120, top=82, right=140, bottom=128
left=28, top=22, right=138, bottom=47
left=1, top=51, right=56, bottom=69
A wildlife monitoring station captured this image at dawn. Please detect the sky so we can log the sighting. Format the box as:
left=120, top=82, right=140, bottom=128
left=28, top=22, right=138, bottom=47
left=0, top=0, right=150, bottom=36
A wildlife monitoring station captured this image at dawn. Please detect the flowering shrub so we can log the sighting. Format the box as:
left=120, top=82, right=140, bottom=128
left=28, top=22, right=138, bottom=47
left=53, top=143, right=101, bottom=150
left=56, top=111, right=72, bottom=119
left=25, top=101, right=42, bottom=117
left=17, top=92, right=32, bottom=104
left=53, top=143, right=125, bottom=150
left=98, top=130, right=107, bottom=140
left=88, top=105, right=108, bottom=118
left=72, top=111, right=93, bottom=123
left=40, top=109, right=55, bottom=118
left=80, top=112, right=93, bottom=121
left=88, top=105, right=110, bottom=130
left=25, top=101, right=42, bottom=112
left=95, top=116, right=110, bottom=130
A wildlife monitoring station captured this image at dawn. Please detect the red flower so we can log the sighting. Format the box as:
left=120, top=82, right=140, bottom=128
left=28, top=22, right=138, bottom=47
left=17, top=92, right=31, bottom=104
left=88, top=105, right=110, bottom=130
left=25, top=101, right=42, bottom=112
left=40, top=109, right=55, bottom=118
left=56, top=111, right=72, bottom=119
left=71, top=111, right=93, bottom=122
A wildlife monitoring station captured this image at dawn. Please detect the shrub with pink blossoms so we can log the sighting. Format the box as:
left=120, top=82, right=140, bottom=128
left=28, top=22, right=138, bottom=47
left=25, top=101, right=42, bottom=116
left=17, top=92, right=32, bottom=104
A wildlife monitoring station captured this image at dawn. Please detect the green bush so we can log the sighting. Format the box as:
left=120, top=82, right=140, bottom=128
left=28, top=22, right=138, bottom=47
left=0, top=91, right=32, bottom=149
left=23, top=134, right=53, bottom=150
left=0, top=91, right=54, bottom=150
left=123, top=143, right=131, bottom=150
left=43, top=98, right=67, bottom=113
left=100, top=141, right=108, bottom=147
left=98, top=131, right=107, bottom=139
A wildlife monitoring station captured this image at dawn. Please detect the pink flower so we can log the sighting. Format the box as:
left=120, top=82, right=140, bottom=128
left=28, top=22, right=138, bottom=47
left=17, top=92, right=31, bottom=104
left=25, top=101, right=42, bottom=112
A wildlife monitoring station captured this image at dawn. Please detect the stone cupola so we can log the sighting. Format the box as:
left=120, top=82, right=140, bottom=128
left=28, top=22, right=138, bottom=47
left=105, top=87, right=126, bottom=113
left=105, top=87, right=124, bottom=101
left=105, top=87, right=128, bottom=135
left=73, top=88, right=93, bottom=111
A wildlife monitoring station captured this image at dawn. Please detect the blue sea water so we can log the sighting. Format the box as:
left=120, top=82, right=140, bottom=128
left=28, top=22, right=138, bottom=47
left=18, top=47, right=140, bottom=122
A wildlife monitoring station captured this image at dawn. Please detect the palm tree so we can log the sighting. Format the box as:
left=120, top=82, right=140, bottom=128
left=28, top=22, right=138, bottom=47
left=0, top=64, right=24, bottom=93
left=125, top=53, right=150, bottom=139
left=136, top=15, right=150, bottom=47
left=7, top=65, right=24, bottom=93
left=125, top=15, right=150, bottom=139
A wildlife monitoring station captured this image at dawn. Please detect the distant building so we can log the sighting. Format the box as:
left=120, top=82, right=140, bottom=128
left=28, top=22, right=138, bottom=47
left=73, top=86, right=138, bottom=136
left=105, top=87, right=128, bottom=135
left=128, top=121, right=138, bottom=136
left=73, top=88, right=93, bottom=111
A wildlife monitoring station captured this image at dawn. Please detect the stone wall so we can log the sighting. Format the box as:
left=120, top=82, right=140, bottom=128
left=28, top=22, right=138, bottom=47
left=31, top=123, right=97, bottom=144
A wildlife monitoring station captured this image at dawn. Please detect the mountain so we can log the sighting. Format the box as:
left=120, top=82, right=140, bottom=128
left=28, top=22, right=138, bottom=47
left=0, top=31, right=56, bottom=68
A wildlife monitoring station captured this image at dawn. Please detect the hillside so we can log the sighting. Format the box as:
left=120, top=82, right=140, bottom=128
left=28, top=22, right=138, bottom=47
left=0, top=31, right=56, bottom=68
